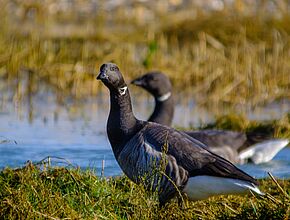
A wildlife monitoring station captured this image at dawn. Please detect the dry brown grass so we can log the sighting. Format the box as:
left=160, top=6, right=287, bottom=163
left=0, top=0, right=289, bottom=109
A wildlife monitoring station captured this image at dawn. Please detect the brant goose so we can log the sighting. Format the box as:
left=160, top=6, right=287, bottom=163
left=131, top=72, right=289, bottom=164
left=97, top=63, right=263, bottom=205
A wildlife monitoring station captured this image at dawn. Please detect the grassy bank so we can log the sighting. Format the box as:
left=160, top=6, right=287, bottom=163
left=0, top=162, right=289, bottom=219
left=0, top=0, right=289, bottom=109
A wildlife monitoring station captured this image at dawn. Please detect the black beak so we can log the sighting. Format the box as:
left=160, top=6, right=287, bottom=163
left=131, top=78, right=144, bottom=86
left=96, top=71, right=106, bottom=80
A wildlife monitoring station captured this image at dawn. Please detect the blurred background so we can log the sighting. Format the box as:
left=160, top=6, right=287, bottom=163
left=0, top=0, right=289, bottom=177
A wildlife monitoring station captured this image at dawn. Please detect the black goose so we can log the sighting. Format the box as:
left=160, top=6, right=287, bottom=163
left=131, top=72, right=289, bottom=164
left=97, top=63, right=263, bottom=205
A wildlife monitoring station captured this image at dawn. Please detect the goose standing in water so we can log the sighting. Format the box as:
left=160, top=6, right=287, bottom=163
left=131, top=72, right=289, bottom=164
left=97, top=63, right=263, bottom=205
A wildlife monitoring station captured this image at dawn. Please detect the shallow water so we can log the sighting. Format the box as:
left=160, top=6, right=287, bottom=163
left=1, top=90, right=290, bottom=179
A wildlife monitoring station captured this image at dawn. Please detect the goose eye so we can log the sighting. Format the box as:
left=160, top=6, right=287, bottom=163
left=110, top=66, right=119, bottom=72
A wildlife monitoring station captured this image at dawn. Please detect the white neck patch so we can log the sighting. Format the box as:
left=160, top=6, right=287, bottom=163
left=157, top=92, right=171, bottom=102
left=118, top=86, right=128, bottom=96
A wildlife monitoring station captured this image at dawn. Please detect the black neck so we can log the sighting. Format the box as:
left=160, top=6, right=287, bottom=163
left=148, top=95, right=174, bottom=126
left=107, top=88, right=139, bottom=157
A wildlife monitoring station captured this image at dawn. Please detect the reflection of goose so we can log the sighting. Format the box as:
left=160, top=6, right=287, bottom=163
left=131, top=72, right=289, bottom=164
left=97, top=63, right=263, bottom=205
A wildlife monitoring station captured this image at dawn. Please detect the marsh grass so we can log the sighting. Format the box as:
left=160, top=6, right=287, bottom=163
left=196, top=113, right=290, bottom=139
left=0, top=0, right=289, bottom=110
left=0, top=161, right=289, bottom=219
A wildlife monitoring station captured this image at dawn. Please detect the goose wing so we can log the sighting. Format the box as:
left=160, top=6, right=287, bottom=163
left=142, top=123, right=258, bottom=184
left=184, top=130, right=246, bottom=150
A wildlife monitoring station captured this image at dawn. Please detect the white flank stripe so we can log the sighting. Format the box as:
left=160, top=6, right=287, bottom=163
left=182, top=176, right=263, bottom=201
left=239, top=139, right=289, bottom=164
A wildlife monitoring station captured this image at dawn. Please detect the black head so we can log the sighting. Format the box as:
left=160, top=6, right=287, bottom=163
left=131, top=72, right=172, bottom=97
left=97, top=63, right=127, bottom=91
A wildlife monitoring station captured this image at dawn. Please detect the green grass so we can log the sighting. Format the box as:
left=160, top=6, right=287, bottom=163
left=0, top=162, right=289, bottom=219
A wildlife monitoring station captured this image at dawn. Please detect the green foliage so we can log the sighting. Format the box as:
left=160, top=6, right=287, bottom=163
left=142, top=41, right=158, bottom=68
left=0, top=164, right=289, bottom=219
left=0, top=164, right=157, bottom=219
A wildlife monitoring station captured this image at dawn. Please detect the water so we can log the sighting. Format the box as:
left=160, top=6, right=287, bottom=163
left=1, top=89, right=290, bottom=179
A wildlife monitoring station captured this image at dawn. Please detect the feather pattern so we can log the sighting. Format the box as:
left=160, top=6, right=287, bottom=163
left=117, top=122, right=258, bottom=204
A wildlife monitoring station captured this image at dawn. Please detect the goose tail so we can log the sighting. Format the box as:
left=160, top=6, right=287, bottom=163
left=239, top=139, right=289, bottom=164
